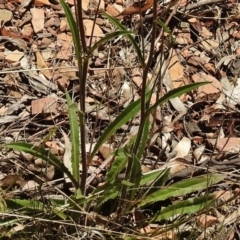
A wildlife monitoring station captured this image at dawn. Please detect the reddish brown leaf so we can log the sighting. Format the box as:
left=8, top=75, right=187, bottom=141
left=117, top=0, right=153, bottom=16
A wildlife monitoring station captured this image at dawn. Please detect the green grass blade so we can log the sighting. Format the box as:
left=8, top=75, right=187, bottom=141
left=90, top=98, right=142, bottom=159
left=102, top=11, right=144, bottom=65
left=140, top=169, right=166, bottom=186
left=3, top=142, right=79, bottom=188
left=95, top=183, right=121, bottom=207
left=152, top=194, right=215, bottom=221
left=130, top=155, right=141, bottom=187
left=66, top=91, right=80, bottom=185
left=136, top=116, right=150, bottom=160
left=147, top=82, right=210, bottom=115
left=89, top=30, right=134, bottom=56
left=141, top=169, right=170, bottom=198
left=6, top=199, right=67, bottom=220
left=106, top=151, right=128, bottom=183
left=156, top=20, right=176, bottom=43
left=126, top=154, right=142, bottom=207
left=138, top=173, right=225, bottom=207
left=59, top=0, right=81, bottom=61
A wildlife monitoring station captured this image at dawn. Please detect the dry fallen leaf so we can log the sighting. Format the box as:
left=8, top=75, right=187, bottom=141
left=5, top=50, right=24, bottom=63
left=83, top=19, right=104, bottom=37
left=34, top=0, right=51, bottom=6
left=208, top=138, right=240, bottom=152
left=0, top=9, right=12, bottom=24
left=168, top=49, right=184, bottom=81
left=30, top=8, right=45, bottom=33
left=36, top=51, right=52, bottom=79
left=117, top=0, right=153, bottom=16
left=197, top=214, right=218, bottom=228
left=99, top=144, right=113, bottom=159
left=192, top=72, right=222, bottom=101
left=31, top=95, right=58, bottom=115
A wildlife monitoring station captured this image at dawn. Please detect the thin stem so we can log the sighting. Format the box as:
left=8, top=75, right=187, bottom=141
left=132, top=0, right=158, bottom=155
left=75, top=0, right=88, bottom=195
left=118, top=0, right=158, bottom=214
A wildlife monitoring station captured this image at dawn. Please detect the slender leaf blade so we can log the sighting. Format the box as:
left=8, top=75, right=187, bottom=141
left=136, top=116, right=150, bottom=160
left=140, top=169, right=166, bottom=186
left=147, top=82, right=210, bottom=115
left=106, top=152, right=127, bottom=183
left=3, top=142, right=79, bottom=188
left=66, top=91, right=80, bottom=185
left=138, top=173, right=225, bottom=207
left=102, top=11, right=144, bottom=65
left=90, top=98, right=142, bottom=158
left=141, top=168, right=170, bottom=198
left=59, top=0, right=81, bottom=60
left=152, top=194, right=215, bottom=221
left=89, top=31, right=134, bottom=56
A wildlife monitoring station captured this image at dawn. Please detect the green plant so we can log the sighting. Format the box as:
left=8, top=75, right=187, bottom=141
left=0, top=0, right=224, bottom=239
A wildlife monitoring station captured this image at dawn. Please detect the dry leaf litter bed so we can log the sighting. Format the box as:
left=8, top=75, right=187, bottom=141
left=0, top=0, right=240, bottom=238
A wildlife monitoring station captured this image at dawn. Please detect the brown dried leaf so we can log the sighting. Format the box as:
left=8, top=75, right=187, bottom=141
left=34, top=0, right=51, bottom=6
left=117, top=0, right=153, bottom=16
left=208, top=138, right=240, bottom=152
left=36, top=51, right=51, bottom=79
left=31, top=95, right=58, bottom=115
left=192, top=72, right=222, bottom=101
left=106, top=4, right=121, bottom=17
left=99, top=144, right=113, bottom=159
left=45, top=141, right=64, bottom=155
left=0, top=174, right=26, bottom=188
left=168, top=50, right=184, bottom=81
left=197, top=214, right=218, bottom=228
left=30, top=8, right=45, bottom=33
left=83, top=19, right=104, bottom=37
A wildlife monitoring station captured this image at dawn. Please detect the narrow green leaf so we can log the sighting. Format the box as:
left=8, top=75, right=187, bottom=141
left=141, top=168, right=170, bottom=198
left=59, top=0, right=81, bottom=61
left=96, top=184, right=120, bottom=207
left=66, top=91, right=80, bottom=185
left=89, top=31, right=134, bottom=56
left=156, top=20, right=176, bottom=43
left=3, top=142, right=79, bottom=188
left=6, top=199, right=67, bottom=220
left=6, top=199, right=43, bottom=212
left=136, top=116, right=150, bottom=160
left=147, top=82, right=210, bottom=116
left=140, top=169, right=166, bottom=186
left=90, top=98, right=142, bottom=159
left=130, top=155, right=141, bottom=187
left=138, top=173, right=225, bottom=207
left=102, top=11, right=144, bottom=65
left=152, top=194, right=215, bottom=221
left=106, top=152, right=127, bottom=183
left=126, top=154, right=142, bottom=207
left=121, top=180, right=134, bottom=187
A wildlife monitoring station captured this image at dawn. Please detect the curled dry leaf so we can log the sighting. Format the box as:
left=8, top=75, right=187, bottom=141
left=117, top=0, right=153, bottom=16
left=0, top=36, right=27, bottom=52
left=34, top=0, right=51, bottom=6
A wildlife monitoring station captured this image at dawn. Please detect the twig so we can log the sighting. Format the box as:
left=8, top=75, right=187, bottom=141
left=183, top=0, right=223, bottom=11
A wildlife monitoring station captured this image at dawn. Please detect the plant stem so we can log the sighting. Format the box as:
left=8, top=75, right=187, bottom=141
left=75, top=0, right=88, bottom=195
left=132, top=0, right=157, bottom=155
left=118, top=1, right=158, bottom=213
